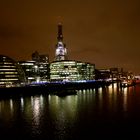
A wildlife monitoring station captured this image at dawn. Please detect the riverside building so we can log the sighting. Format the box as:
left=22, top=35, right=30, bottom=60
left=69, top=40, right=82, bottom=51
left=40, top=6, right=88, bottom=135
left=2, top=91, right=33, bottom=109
left=19, top=52, right=49, bottom=83
left=0, top=55, right=25, bottom=87
left=50, top=60, right=95, bottom=82
left=50, top=23, right=95, bottom=82
left=19, top=61, right=36, bottom=83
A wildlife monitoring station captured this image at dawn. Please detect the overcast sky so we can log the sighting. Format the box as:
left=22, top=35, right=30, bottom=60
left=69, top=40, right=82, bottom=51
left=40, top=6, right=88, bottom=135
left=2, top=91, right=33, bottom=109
left=0, top=0, right=140, bottom=74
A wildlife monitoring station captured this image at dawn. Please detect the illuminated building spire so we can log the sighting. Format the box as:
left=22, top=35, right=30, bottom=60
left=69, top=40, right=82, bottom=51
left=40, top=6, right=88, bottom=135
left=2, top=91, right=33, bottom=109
left=55, top=23, right=67, bottom=61
left=57, top=23, right=63, bottom=41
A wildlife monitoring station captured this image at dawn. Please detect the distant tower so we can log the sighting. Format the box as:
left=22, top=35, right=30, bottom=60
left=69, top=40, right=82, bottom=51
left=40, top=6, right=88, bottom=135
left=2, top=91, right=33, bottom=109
left=55, top=23, right=67, bottom=61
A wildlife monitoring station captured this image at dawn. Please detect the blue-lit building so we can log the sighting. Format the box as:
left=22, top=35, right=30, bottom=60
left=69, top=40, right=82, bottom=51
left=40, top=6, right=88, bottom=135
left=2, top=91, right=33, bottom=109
left=55, top=23, right=67, bottom=61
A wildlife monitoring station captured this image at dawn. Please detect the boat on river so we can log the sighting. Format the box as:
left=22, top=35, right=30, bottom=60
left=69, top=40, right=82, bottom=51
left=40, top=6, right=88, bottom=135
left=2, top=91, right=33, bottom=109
left=120, top=79, right=136, bottom=88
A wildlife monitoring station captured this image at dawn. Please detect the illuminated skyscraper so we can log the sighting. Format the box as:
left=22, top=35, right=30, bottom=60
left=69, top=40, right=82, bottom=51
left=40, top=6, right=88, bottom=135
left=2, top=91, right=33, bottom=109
left=55, top=23, right=67, bottom=61
left=50, top=24, right=95, bottom=82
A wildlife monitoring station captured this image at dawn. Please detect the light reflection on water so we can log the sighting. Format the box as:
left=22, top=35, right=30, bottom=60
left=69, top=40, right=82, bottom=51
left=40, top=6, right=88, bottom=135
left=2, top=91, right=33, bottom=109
left=123, top=87, right=128, bottom=112
left=31, top=96, right=41, bottom=134
left=48, top=95, right=78, bottom=138
left=0, top=84, right=140, bottom=139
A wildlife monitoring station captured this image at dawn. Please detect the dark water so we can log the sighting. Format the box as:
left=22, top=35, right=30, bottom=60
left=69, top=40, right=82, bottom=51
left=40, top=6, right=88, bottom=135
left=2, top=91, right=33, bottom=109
left=0, top=83, right=140, bottom=139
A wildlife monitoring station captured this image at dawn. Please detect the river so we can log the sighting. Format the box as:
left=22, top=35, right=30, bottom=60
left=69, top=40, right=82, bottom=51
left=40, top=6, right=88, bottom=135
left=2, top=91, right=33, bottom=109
left=0, top=83, right=140, bottom=139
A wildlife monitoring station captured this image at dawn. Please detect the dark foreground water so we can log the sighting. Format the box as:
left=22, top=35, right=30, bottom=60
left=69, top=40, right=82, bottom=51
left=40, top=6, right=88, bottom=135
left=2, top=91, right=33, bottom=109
left=0, top=83, right=140, bottom=139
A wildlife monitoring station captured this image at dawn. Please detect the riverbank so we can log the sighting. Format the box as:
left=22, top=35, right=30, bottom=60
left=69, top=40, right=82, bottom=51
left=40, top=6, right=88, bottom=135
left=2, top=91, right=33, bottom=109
left=0, top=80, right=112, bottom=98
left=0, top=80, right=140, bottom=99
left=120, top=79, right=140, bottom=88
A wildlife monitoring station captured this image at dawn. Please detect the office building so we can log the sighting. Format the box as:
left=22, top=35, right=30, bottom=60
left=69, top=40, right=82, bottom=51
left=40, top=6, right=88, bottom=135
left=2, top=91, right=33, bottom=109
left=50, top=60, right=95, bottom=82
left=0, top=55, right=25, bottom=87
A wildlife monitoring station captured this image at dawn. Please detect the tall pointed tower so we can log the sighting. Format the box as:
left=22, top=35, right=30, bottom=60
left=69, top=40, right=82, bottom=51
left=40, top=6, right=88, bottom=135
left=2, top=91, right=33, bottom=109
left=55, top=23, right=67, bottom=61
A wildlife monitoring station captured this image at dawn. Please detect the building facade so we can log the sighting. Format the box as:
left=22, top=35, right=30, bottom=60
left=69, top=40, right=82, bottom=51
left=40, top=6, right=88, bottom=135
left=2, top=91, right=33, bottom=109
left=0, top=55, right=25, bottom=87
left=32, top=51, right=49, bottom=81
left=19, top=61, right=37, bottom=83
left=50, top=60, right=95, bottom=82
left=19, top=52, right=49, bottom=83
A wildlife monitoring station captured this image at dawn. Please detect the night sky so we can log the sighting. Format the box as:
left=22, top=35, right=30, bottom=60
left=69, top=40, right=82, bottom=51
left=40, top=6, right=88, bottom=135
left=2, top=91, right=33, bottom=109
left=0, top=0, right=140, bottom=74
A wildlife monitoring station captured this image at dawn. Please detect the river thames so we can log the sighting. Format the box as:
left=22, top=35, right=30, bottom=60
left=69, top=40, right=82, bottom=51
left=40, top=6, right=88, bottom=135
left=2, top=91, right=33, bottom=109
left=0, top=83, right=140, bottom=139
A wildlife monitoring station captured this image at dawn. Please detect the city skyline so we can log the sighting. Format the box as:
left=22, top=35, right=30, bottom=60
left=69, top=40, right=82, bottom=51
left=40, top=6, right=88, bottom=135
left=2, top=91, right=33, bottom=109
left=0, top=0, right=140, bottom=74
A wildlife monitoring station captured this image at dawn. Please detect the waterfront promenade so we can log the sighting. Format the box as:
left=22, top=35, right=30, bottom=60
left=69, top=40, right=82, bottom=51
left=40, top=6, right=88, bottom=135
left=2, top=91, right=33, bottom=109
left=0, top=79, right=139, bottom=98
left=0, top=80, right=112, bottom=98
